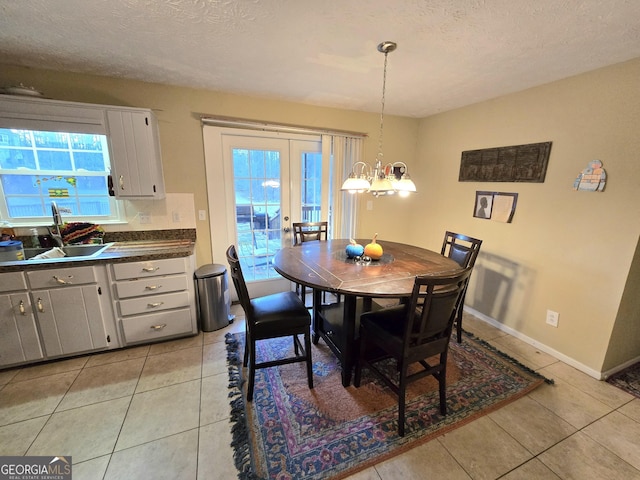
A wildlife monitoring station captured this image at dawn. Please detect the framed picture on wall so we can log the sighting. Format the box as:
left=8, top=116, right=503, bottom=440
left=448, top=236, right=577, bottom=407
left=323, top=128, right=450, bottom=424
left=473, top=191, right=493, bottom=219
left=491, top=193, right=518, bottom=223
left=473, top=191, right=518, bottom=223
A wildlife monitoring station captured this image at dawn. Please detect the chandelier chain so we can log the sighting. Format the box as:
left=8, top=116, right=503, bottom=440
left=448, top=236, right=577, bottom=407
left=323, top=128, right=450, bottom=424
left=377, top=50, right=388, bottom=162
left=340, top=40, right=415, bottom=196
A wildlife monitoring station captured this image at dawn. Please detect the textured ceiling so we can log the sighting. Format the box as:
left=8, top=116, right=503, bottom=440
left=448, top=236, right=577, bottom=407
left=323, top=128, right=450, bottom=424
left=1, top=0, right=640, bottom=117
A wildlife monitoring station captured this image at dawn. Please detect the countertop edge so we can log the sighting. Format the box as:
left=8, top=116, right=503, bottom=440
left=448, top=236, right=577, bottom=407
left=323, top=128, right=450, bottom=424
left=0, top=242, right=195, bottom=273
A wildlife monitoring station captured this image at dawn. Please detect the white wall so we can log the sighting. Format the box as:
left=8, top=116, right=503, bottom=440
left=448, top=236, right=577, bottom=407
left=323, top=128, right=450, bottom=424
left=371, top=58, right=640, bottom=375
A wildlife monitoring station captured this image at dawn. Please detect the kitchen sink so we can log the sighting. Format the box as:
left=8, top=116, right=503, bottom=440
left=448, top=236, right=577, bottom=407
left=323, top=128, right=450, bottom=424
left=24, top=242, right=113, bottom=260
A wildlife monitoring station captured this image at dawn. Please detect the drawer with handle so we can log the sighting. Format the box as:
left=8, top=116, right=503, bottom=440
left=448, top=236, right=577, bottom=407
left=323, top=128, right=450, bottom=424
left=111, top=257, right=186, bottom=280
left=114, top=274, right=189, bottom=299
left=120, top=308, right=193, bottom=344
left=27, top=266, right=97, bottom=289
left=118, top=290, right=190, bottom=316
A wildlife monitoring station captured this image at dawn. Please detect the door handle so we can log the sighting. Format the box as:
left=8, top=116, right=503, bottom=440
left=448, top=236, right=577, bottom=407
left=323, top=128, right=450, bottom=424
left=283, top=227, right=290, bottom=233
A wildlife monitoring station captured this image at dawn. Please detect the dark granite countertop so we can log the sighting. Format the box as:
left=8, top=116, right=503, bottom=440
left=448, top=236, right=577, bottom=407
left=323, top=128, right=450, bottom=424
left=0, top=230, right=196, bottom=273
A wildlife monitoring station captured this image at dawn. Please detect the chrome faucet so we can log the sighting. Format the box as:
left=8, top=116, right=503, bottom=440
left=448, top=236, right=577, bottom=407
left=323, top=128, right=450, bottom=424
left=49, top=201, right=64, bottom=247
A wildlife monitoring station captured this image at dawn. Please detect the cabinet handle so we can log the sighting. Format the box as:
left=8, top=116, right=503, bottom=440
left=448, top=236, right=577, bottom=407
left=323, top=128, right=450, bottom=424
left=119, top=175, right=125, bottom=190
left=37, top=298, right=45, bottom=313
left=19, top=300, right=26, bottom=315
left=147, top=302, right=164, bottom=308
left=145, top=285, right=161, bottom=290
left=142, top=267, right=159, bottom=272
left=53, top=275, right=73, bottom=285
left=150, top=324, right=167, bottom=330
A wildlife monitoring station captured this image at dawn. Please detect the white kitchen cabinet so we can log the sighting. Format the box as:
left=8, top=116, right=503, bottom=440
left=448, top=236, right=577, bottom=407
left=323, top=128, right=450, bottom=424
left=0, top=272, right=43, bottom=367
left=107, top=109, right=166, bottom=199
left=110, top=256, right=197, bottom=345
left=27, top=265, right=118, bottom=358
left=0, top=95, right=166, bottom=201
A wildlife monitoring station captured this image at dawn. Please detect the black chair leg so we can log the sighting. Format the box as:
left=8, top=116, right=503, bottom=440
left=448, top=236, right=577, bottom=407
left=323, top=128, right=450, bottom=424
left=305, top=331, right=314, bottom=389
left=456, top=289, right=467, bottom=343
left=247, top=340, right=256, bottom=401
left=293, top=335, right=300, bottom=355
left=439, top=352, right=448, bottom=415
left=438, top=371, right=447, bottom=415
left=398, top=361, right=408, bottom=437
left=243, top=330, right=250, bottom=367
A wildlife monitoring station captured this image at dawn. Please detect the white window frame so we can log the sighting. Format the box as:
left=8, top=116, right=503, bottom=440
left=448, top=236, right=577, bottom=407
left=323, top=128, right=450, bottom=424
left=0, top=128, right=124, bottom=227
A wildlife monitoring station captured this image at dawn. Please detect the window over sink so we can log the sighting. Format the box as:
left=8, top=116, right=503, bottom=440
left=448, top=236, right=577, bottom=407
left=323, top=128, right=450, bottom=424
left=0, top=127, right=122, bottom=225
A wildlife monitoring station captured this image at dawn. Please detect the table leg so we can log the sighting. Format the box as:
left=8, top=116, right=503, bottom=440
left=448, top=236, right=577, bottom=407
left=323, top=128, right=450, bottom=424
left=312, top=288, right=322, bottom=345
left=362, top=297, right=372, bottom=313
left=340, top=295, right=357, bottom=387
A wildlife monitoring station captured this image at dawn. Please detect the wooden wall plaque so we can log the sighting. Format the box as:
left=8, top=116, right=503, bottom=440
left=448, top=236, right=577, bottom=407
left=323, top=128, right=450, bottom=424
left=459, top=142, right=552, bottom=183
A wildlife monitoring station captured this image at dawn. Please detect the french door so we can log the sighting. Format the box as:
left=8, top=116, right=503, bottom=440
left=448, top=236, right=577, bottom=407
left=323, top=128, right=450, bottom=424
left=204, top=127, right=323, bottom=297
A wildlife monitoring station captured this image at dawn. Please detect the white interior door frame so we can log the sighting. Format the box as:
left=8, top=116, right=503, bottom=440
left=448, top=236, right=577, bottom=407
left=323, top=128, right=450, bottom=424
left=202, top=126, right=320, bottom=299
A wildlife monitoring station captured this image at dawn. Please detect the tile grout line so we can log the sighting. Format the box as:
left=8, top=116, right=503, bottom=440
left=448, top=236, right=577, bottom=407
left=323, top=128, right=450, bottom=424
left=99, top=347, right=150, bottom=479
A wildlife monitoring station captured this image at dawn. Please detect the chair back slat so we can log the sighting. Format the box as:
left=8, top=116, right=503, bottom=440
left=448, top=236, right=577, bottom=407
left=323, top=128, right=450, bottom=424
left=226, top=245, right=253, bottom=321
left=441, top=231, right=482, bottom=268
left=405, top=268, right=472, bottom=352
left=293, top=221, right=328, bottom=245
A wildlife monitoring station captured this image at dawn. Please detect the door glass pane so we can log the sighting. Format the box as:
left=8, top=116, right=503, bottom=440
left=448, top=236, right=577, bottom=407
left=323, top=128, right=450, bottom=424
left=301, top=152, right=322, bottom=222
left=233, top=148, right=281, bottom=281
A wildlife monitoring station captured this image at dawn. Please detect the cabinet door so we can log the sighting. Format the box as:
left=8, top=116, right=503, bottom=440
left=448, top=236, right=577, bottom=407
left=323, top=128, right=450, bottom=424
left=33, top=285, right=108, bottom=357
left=0, top=293, right=43, bottom=367
left=107, top=109, right=165, bottom=199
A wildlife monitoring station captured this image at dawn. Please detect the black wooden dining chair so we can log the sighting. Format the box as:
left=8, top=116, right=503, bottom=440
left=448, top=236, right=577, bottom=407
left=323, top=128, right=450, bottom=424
left=293, top=221, right=328, bottom=245
left=292, top=221, right=339, bottom=306
left=354, top=267, right=472, bottom=436
left=441, top=231, right=482, bottom=343
left=226, top=245, right=313, bottom=401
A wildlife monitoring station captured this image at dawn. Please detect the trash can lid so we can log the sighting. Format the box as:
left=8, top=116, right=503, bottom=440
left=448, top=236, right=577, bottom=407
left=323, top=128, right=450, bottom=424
left=194, top=263, right=227, bottom=278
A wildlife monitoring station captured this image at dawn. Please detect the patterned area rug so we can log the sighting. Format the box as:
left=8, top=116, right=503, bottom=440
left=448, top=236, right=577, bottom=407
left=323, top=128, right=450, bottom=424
left=225, top=331, right=551, bottom=480
left=606, top=362, right=640, bottom=398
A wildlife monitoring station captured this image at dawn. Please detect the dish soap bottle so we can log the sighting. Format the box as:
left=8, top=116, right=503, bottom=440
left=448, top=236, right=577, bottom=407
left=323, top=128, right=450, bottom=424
left=30, top=228, right=40, bottom=248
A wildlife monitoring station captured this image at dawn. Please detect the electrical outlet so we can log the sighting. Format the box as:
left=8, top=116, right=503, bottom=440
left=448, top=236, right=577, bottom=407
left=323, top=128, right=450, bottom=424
left=172, top=211, right=180, bottom=223
left=366, top=200, right=373, bottom=211
left=139, top=212, right=151, bottom=224
left=546, top=309, right=559, bottom=327
left=198, top=210, right=207, bottom=221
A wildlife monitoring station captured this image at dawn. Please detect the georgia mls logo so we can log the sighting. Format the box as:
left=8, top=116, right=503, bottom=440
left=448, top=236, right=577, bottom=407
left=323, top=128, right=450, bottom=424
left=49, top=457, right=71, bottom=474
left=0, top=456, right=72, bottom=480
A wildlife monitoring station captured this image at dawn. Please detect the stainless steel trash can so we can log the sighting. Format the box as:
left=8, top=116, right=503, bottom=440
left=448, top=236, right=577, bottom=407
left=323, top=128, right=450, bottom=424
left=194, top=264, right=232, bottom=332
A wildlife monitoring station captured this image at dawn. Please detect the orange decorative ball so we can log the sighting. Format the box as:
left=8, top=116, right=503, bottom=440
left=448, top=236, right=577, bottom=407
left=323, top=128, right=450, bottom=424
left=364, top=233, right=383, bottom=260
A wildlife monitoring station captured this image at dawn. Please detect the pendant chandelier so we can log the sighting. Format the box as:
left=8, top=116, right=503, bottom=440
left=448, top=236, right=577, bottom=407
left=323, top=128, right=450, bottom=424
left=341, top=41, right=417, bottom=197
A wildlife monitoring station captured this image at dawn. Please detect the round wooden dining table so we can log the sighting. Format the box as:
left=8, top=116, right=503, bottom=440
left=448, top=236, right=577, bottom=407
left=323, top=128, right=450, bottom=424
left=272, top=238, right=462, bottom=386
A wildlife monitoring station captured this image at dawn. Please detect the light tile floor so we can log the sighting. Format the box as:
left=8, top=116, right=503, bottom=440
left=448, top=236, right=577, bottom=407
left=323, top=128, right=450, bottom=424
left=1, top=306, right=639, bottom=479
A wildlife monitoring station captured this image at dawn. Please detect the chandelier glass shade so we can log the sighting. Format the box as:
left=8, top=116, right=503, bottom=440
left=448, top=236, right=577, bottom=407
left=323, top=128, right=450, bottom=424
left=341, top=41, right=417, bottom=197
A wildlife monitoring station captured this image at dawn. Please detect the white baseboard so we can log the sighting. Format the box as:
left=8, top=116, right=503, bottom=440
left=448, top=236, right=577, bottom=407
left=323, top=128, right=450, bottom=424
left=465, top=306, right=604, bottom=380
